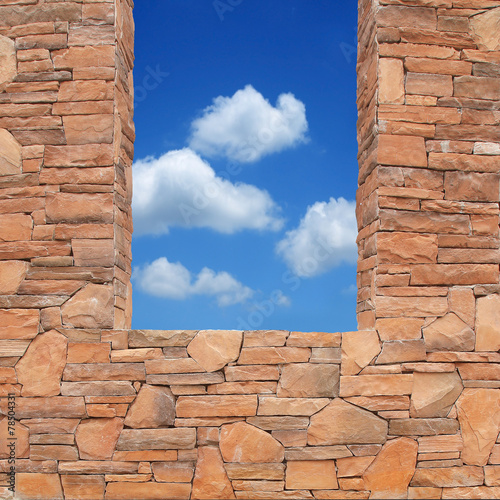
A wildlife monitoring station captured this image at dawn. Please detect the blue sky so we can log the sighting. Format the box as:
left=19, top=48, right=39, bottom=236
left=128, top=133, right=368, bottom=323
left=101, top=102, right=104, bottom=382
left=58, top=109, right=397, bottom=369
left=131, top=0, right=359, bottom=332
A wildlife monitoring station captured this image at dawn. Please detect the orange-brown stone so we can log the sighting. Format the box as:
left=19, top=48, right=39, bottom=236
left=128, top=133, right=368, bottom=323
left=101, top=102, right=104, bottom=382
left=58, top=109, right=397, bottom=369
left=277, top=363, right=339, bottom=397
left=308, top=399, right=388, bottom=445
left=456, top=388, right=500, bottom=466
left=285, top=460, right=338, bottom=490
left=67, top=343, right=110, bottom=364
left=60, top=475, right=105, bottom=500
left=0, top=214, right=32, bottom=242
left=192, top=447, right=235, bottom=499
left=187, top=330, right=242, bottom=372
left=423, top=313, right=475, bottom=352
left=341, top=330, right=381, bottom=375
left=0, top=261, right=28, bottom=295
left=219, top=422, right=285, bottom=463
left=124, top=385, right=175, bottom=428
left=75, top=417, right=123, bottom=460
left=16, top=330, right=67, bottom=397
left=475, top=295, right=500, bottom=351
left=16, top=473, right=64, bottom=500
left=0, top=417, right=29, bottom=459
left=104, top=482, right=191, bottom=500
left=0, top=36, right=16, bottom=93
left=363, top=437, right=417, bottom=499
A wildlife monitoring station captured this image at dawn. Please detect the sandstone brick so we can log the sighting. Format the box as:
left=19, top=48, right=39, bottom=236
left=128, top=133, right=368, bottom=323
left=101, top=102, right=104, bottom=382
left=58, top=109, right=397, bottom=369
left=0, top=309, right=39, bottom=341
left=104, top=482, right=191, bottom=500
left=243, top=330, right=288, bottom=347
left=257, top=397, right=329, bottom=416
left=30, top=445, right=79, bottom=461
left=112, top=348, right=163, bottom=363
left=422, top=313, right=475, bottom=353
left=230, top=480, right=284, bottom=492
left=44, top=144, right=113, bottom=167
left=376, top=339, right=426, bottom=363
left=145, top=358, right=204, bottom=374
left=0, top=35, right=16, bottom=93
left=272, top=430, right=307, bottom=448
left=376, top=318, right=424, bottom=341
left=376, top=296, right=448, bottom=317
left=16, top=329, right=67, bottom=397
left=379, top=58, right=404, bottom=104
left=285, top=446, right=352, bottom=461
left=116, top=428, right=196, bottom=451
left=476, top=295, right=500, bottom=351
left=455, top=76, right=500, bottom=100
left=61, top=284, right=113, bottom=329
left=58, top=80, right=114, bottom=102
left=377, top=135, right=427, bottom=167
left=363, top=438, right=418, bottom=498
left=286, top=331, right=340, bottom=347
left=286, top=460, right=338, bottom=490
left=341, top=330, right=381, bottom=375
left=224, top=365, right=279, bottom=381
left=407, top=72, right=453, bottom=96
left=0, top=129, right=22, bottom=175
left=46, top=192, right=113, bottom=224
left=470, top=7, right=500, bottom=50
left=246, top=416, right=310, bottom=430
left=340, top=374, right=414, bottom=397
left=410, top=371, right=463, bottom=418
left=310, top=347, right=341, bottom=363
left=74, top=417, right=123, bottom=460
left=418, top=435, right=463, bottom=454
left=225, top=463, right=285, bottom=481
left=308, top=399, right=388, bottom=445
left=61, top=381, right=135, bottom=397
left=72, top=239, right=114, bottom=267
left=277, top=363, right=339, bottom=397
left=445, top=171, right=499, bottom=203
left=192, top=447, right=234, bottom=499
left=0, top=417, right=29, bottom=459
left=429, top=152, right=500, bottom=173
left=53, top=46, right=115, bottom=70
left=61, top=475, right=105, bottom=500
left=147, top=372, right=224, bottom=386
left=378, top=232, right=438, bottom=264
left=129, top=330, right=197, bottom=347
left=389, top=418, right=459, bottom=436
left=0, top=261, right=28, bottom=295
left=207, top=381, right=276, bottom=395
left=336, top=456, right=375, bottom=477
left=377, top=6, right=437, bottom=29
left=474, top=142, right=500, bottom=155
left=124, top=385, right=175, bottom=428
left=220, top=422, right=284, bottom=463
left=380, top=209, right=470, bottom=234
left=67, top=342, right=110, bottom=363
left=411, top=466, right=483, bottom=487
left=176, top=395, right=257, bottom=418
left=405, top=57, right=471, bottom=76
left=63, top=114, right=113, bottom=145
left=187, top=330, right=242, bottom=372
left=379, top=42, right=458, bottom=60
left=237, top=347, right=310, bottom=364
left=411, top=264, right=498, bottom=286
left=15, top=473, right=63, bottom=500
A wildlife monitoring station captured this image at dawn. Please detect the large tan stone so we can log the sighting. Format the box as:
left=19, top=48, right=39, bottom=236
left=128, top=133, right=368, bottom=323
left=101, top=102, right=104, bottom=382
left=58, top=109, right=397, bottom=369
left=476, top=295, right=500, bottom=351
left=220, top=422, right=284, bottom=463
left=379, top=58, right=404, bottom=104
left=341, top=331, right=381, bottom=375
left=75, top=417, right=123, bottom=460
left=0, top=261, right=28, bottom=295
left=153, top=461, right=194, bottom=482
left=124, top=385, right=175, bottom=428
left=0, top=397, right=86, bottom=419
left=410, top=372, right=463, bottom=417
left=60, top=475, right=105, bottom=500
left=0, top=214, right=32, bottom=242
left=423, top=313, right=475, bottom=352
left=192, top=447, right=235, bottom=499
left=129, top=330, right=197, bottom=347
left=104, top=482, right=191, bottom=500
left=16, top=330, right=67, bottom=397
left=0, top=417, right=29, bottom=459
left=363, top=437, right=418, bottom=499
left=0, top=129, right=22, bottom=176
left=61, top=284, right=114, bottom=329
left=377, top=135, right=427, bottom=167
left=378, top=232, right=438, bottom=264
left=16, top=473, right=63, bottom=500
left=46, top=192, right=113, bottom=224
left=389, top=418, right=459, bottom=436
left=116, top=428, right=196, bottom=451
left=257, top=397, right=329, bottom=416
left=340, top=374, right=413, bottom=397
left=277, top=363, right=339, bottom=397
left=286, top=460, right=338, bottom=490
left=176, top=395, right=257, bottom=417
left=63, top=114, right=114, bottom=145
left=456, top=388, right=500, bottom=466
left=187, top=330, right=242, bottom=372
left=471, top=7, right=500, bottom=51
left=0, top=36, right=16, bottom=92
left=376, top=339, right=426, bottom=364
left=411, top=466, right=484, bottom=487
left=308, top=399, right=388, bottom=445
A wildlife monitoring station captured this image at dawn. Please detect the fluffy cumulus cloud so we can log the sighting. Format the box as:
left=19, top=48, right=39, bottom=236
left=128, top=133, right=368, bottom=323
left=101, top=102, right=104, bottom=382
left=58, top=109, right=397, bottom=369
left=132, top=148, right=284, bottom=235
left=189, top=85, right=308, bottom=163
left=133, top=257, right=254, bottom=307
left=276, top=197, right=357, bottom=278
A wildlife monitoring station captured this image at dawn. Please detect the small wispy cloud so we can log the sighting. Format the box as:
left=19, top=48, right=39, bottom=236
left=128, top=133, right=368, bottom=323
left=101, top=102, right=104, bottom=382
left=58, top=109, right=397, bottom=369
left=133, top=257, right=254, bottom=307
left=276, top=197, right=357, bottom=278
left=189, top=84, right=308, bottom=163
left=132, top=148, right=284, bottom=236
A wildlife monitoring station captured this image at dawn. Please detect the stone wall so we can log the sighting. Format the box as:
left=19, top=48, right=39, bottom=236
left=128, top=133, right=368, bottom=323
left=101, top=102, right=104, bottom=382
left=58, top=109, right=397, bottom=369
left=0, top=0, right=499, bottom=499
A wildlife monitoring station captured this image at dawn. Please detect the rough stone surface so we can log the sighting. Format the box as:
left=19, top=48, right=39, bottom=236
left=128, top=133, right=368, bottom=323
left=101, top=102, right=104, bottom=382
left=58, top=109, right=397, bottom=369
left=116, top=428, right=197, bottom=451
left=192, top=447, right=235, bottom=499
left=187, top=330, right=243, bottom=372
left=308, top=399, right=388, bottom=445
left=410, top=371, right=463, bottom=417
left=0, top=36, right=16, bottom=92
left=286, top=460, right=338, bottom=490
left=341, top=331, right=381, bottom=375
left=423, top=313, right=475, bottom=352
left=471, top=7, right=500, bottom=51
left=16, top=330, right=67, bottom=397
left=379, top=58, right=405, bottom=104
left=0, top=261, right=29, bottom=295
left=0, top=129, right=22, bottom=176
left=363, top=438, right=418, bottom=499
left=219, top=422, right=285, bottom=463
left=0, top=417, right=29, bottom=459
left=124, top=384, right=175, bottom=428
left=277, top=363, right=339, bottom=398
left=475, top=295, right=500, bottom=351
left=411, top=466, right=484, bottom=487
left=16, top=473, right=64, bottom=500
left=75, top=417, right=123, bottom=460
left=61, top=284, right=114, bottom=329
left=456, top=388, right=500, bottom=466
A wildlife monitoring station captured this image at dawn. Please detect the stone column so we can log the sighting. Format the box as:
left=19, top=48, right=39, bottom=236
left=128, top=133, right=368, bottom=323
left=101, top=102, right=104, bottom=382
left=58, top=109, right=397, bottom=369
left=356, top=0, right=500, bottom=355
left=0, top=0, right=134, bottom=351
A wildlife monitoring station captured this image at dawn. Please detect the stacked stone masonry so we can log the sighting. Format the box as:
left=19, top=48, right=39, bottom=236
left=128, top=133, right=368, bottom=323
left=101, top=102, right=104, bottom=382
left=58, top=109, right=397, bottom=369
left=0, top=0, right=499, bottom=499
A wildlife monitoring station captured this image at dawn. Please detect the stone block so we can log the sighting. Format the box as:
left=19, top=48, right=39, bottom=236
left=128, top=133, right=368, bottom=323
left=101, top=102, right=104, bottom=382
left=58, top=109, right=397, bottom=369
left=406, top=73, right=453, bottom=96
left=52, top=46, right=115, bottom=70
left=376, top=340, right=426, bottom=364
left=237, top=347, right=310, bottom=364
left=176, top=395, right=258, bottom=417
left=475, top=295, right=500, bottom=351
left=379, top=58, right=404, bottom=104
left=286, top=331, right=341, bottom=347
left=377, top=135, right=427, bottom=167
left=63, top=115, right=113, bottom=145
left=277, top=363, right=339, bottom=397
left=116, top=428, right=196, bottom=451
left=129, top=330, right=197, bottom=347
left=74, top=417, right=123, bottom=460
left=15, top=473, right=63, bottom=500
left=341, top=330, right=381, bottom=376
left=257, top=397, right=329, bottom=416
left=378, top=232, right=438, bottom=264
left=0, top=129, right=22, bottom=176
left=445, top=171, right=499, bottom=203
left=0, top=309, right=39, bottom=340
left=192, top=447, right=234, bottom=499
left=224, top=365, right=279, bottom=381
left=389, top=418, right=459, bottom=436
left=104, top=482, right=191, bottom=500
left=0, top=36, right=16, bottom=92
left=124, top=385, right=175, bottom=428
left=423, top=313, right=475, bottom=352
left=340, top=374, right=413, bottom=397
left=224, top=463, right=285, bottom=480
left=62, top=363, right=145, bottom=382
left=60, top=475, right=105, bottom=500
left=67, top=342, right=110, bottom=364
left=0, top=417, right=29, bottom=459
left=285, top=460, right=338, bottom=490
left=46, top=192, right=113, bottom=224
left=411, top=466, right=484, bottom=487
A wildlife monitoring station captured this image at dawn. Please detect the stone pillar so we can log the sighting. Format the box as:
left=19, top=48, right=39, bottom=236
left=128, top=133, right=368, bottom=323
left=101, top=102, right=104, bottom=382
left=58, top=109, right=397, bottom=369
left=356, top=0, right=500, bottom=354
left=0, top=0, right=134, bottom=346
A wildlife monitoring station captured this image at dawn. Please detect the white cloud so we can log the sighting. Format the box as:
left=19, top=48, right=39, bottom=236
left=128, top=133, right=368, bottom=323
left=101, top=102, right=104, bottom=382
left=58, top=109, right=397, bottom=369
left=276, top=197, right=357, bottom=278
left=133, top=257, right=254, bottom=307
left=132, top=148, right=284, bottom=235
left=189, top=85, right=308, bottom=163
